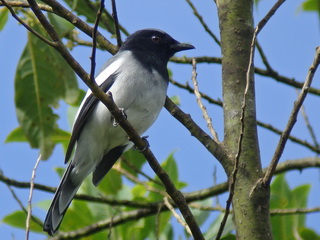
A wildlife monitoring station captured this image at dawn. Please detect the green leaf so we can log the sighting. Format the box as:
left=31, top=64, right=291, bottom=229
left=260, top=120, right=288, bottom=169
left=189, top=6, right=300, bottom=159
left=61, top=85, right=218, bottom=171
left=148, top=153, right=179, bottom=201
left=170, top=95, right=181, bottom=105
left=59, top=200, right=94, bottom=232
left=63, top=0, right=116, bottom=34
left=301, top=0, right=320, bottom=12
left=14, top=21, right=79, bottom=159
left=190, top=198, right=213, bottom=227
left=47, top=13, right=74, bottom=38
left=97, top=168, right=122, bottom=195
left=299, top=227, right=320, bottom=240
left=2, top=211, right=43, bottom=233
left=161, top=153, right=179, bottom=185
left=0, top=8, right=8, bottom=31
left=270, top=174, right=311, bottom=240
left=300, top=0, right=320, bottom=20
left=121, top=149, right=146, bottom=177
left=221, top=234, right=237, bottom=240
left=132, top=185, right=147, bottom=198
left=204, top=213, right=234, bottom=239
left=5, top=127, right=71, bottom=152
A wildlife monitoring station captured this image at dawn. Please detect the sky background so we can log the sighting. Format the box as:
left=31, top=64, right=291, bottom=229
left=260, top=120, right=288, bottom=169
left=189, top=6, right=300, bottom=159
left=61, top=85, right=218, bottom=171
left=1, top=0, right=320, bottom=239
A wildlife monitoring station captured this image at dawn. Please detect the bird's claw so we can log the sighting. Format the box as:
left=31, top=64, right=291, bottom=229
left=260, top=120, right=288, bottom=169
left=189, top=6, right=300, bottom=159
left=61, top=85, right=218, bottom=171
left=133, top=136, right=150, bottom=152
left=113, top=108, right=127, bottom=127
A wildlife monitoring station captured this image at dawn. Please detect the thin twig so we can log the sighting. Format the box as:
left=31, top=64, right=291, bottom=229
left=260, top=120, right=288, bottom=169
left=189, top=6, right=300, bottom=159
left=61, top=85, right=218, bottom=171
left=113, top=163, right=167, bottom=196
left=185, top=0, right=220, bottom=46
left=191, top=58, right=219, bottom=142
left=111, top=0, right=122, bottom=48
left=270, top=207, right=320, bottom=216
left=26, top=155, right=42, bottom=240
left=170, top=78, right=320, bottom=154
left=165, top=97, right=227, bottom=166
left=189, top=203, right=320, bottom=216
left=120, top=156, right=163, bottom=187
left=263, top=47, right=320, bottom=186
left=6, top=185, right=44, bottom=228
left=163, top=197, right=192, bottom=236
left=90, top=0, right=105, bottom=81
left=295, top=89, right=320, bottom=153
left=256, top=41, right=273, bottom=72
left=0, top=0, right=55, bottom=47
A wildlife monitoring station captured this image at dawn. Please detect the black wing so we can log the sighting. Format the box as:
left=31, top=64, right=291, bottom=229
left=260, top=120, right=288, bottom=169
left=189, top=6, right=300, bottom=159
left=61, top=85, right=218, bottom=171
left=65, top=73, right=118, bottom=163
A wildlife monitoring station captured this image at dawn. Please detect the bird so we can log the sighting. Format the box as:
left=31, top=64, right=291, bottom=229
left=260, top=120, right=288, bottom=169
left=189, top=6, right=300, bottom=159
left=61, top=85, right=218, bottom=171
left=43, top=28, right=194, bottom=235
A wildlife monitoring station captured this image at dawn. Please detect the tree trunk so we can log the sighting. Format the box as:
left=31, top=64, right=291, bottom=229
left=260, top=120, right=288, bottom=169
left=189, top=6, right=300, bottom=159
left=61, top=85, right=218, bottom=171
left=217, top=0, right=273, bottom=239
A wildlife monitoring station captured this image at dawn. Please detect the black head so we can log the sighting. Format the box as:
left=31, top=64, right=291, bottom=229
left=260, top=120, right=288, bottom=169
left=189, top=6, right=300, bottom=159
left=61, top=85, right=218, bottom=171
left=119, top=29, right=195, bottom=63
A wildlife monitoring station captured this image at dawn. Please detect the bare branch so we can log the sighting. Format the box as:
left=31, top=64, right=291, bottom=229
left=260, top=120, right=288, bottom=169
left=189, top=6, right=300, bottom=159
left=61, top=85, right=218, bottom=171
left=185, top=0, right=220, bottom=46
left=113, top=163, right=166, bottom=196
left=111, top=0, right=122, bottom=47
left=0, top=0, right=55, bottom=47
left=90, top=0, right=105, bottom=81
left=40, top=0, right=117, bottom=54
left=191, top=58, right=219, bottom=142
left=164, top=197, right=192, bottom=236
left=120, top=156, right=163, bottom=187
left=164, top=97, right=228, bottom=165
left=169, top=77, right=320, bottom=154
left=6, top=185, right=43, bottom=228
left=170, top=55, right=320, bottom=96
left=263, top=47, right=320, bottom=186
left=189, top=203, right=320, bottom=216
left=26, top=155, right=42, bottom=240
left=270, top=207, right=320, bottom=216
left=296, top=91, right=320, bottom=152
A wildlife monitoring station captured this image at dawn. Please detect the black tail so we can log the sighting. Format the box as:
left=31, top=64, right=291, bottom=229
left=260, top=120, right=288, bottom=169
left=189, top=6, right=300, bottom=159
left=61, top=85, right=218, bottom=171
left=43, top=164, right=81, bottom=235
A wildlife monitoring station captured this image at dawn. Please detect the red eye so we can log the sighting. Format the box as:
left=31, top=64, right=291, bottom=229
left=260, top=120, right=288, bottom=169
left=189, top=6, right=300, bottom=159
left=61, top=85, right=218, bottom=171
left=151, top=35, right=161, bottom=43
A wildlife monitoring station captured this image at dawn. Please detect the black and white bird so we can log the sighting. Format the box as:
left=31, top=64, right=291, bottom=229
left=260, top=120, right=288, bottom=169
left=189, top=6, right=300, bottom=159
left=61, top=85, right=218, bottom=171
left=43, top=29, right=194, bottom=235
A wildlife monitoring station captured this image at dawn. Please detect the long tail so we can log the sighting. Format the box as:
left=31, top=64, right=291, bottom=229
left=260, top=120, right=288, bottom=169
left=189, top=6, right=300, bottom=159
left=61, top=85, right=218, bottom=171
left=43, top=164, right=82, bottom=235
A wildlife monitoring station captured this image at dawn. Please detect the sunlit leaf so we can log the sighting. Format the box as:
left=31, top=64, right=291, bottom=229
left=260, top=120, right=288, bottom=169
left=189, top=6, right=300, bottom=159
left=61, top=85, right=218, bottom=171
left=59, top=200, right=94, bottom=233
left=14, top=20, right=79, bottom=159
left=299, top=227, right=320, bottom=240
left=189, top=198, right=213, bottom=227
left=2, top=211, right=43, bottom=233
left=63, top=0, right=117, bottom=34
left=270, top=174, right=311, bottom=240
left=5, top=127, right=71, bottom=152
left=170, top=95, right=181, bottom=105
left=97, top=168, right=122, bottom=195
left=48, top=12, right=74, bottom=38
left=121, top=149, right=146, bottom=177
left=0, top=8, right=8, bottom=31
left=204, top=213, right=234, bottom=239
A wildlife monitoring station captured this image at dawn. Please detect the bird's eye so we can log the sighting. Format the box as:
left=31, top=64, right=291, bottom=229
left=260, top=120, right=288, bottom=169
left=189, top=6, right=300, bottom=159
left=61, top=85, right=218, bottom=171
left=151, top=35, right=161, bottom=43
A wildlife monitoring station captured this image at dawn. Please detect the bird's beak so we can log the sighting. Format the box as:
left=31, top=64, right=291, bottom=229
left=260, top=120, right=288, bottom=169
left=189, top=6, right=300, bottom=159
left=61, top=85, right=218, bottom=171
left=171, top=42, right=195, bottom=52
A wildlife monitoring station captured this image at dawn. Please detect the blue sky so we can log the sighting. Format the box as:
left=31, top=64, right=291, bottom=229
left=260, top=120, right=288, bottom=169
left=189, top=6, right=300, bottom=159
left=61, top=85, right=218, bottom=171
left=1, top=0, right=320, bottom=239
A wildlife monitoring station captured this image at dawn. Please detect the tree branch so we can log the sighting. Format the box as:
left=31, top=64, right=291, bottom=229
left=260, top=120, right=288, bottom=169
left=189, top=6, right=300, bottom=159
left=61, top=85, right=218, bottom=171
left=26, top=155, right=42, bottom=240
left=185, top=0, right=220, bottom=45
left=263, top=46, right=320, bottom=186
left=169, top=78, right=320, bottom=154
left=0, top=0, right=55, bottom=46
left=164, top=97, right=228, bottom=165
left=191, top=58, right=220, bottom=142
left=111, top=0, right=122, bottom=48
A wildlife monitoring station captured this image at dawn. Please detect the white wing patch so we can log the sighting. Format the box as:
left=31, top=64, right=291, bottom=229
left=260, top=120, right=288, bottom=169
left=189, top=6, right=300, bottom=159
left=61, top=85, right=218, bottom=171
left=73, top=56, right=126, bottom=123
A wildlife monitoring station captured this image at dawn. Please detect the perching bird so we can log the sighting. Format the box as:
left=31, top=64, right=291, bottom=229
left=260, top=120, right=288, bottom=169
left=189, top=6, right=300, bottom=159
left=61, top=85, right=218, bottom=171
left=43, top=29, right=194, bottom=235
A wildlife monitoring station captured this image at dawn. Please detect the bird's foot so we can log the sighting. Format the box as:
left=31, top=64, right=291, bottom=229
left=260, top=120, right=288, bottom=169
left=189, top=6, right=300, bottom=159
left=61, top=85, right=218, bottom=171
left=112, top=108, right=127, bottom=127
left=133, top=136, right=150, bottom=152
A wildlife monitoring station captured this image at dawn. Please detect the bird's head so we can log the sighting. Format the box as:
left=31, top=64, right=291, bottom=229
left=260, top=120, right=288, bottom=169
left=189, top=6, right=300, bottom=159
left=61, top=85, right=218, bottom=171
left=120, top=29, right=195, bottom=63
